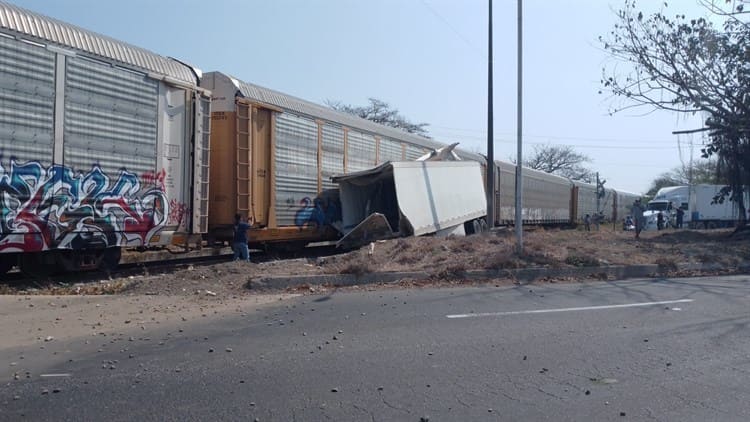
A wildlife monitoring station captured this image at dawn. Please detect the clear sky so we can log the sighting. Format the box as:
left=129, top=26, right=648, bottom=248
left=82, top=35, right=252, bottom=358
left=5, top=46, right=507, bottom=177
left=9, top=0, right=716, bottom=194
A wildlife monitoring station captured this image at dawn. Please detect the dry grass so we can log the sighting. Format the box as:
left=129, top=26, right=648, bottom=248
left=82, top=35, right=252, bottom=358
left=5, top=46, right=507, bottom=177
left=5, top=226, right=749, bottom=296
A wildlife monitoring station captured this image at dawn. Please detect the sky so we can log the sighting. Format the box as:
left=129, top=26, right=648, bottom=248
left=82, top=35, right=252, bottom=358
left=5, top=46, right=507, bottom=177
left=8, top=0, right=718, bottom=194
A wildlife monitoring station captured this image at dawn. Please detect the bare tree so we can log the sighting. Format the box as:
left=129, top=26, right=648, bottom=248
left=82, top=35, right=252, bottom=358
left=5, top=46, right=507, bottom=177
left=326, top=98, right=430, bottom=137
left=646, top=159, right=725, bottom=196
left=522, top=144, right=595, bottom=182
left=601, top=0, right=749, bottom=225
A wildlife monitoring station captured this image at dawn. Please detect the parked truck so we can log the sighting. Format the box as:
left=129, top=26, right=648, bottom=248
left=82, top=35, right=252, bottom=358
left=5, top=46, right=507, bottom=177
left=644, top=185, right=748, bottom=230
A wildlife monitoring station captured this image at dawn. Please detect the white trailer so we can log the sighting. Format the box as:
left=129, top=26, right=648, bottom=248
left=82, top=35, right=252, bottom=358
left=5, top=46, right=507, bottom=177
left=689, top=185, right=747, bottom=229
left=332, top=161, right=487, bottom=248
left=645, top=185, right=747, bottom=230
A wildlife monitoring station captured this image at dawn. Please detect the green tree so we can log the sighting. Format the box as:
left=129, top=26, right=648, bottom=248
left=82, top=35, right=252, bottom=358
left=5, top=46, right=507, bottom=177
left=601, top=0, right=749, bottom=225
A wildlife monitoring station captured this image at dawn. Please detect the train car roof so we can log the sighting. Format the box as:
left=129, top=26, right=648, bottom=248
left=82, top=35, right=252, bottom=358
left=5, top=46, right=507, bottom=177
left=0, top=1, right=198, bottom=86
left=212, top=71, right=477, bottom=156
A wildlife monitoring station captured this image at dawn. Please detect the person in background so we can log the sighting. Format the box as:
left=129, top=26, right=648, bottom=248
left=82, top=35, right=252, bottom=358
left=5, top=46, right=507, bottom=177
left=233, top=213, right=251, bottom=262
left=676, top=207, right=685, bottom=229
left=657, top=211, right=664, bottom=231
left=631, top=199, right=646, bottom=239
left=584, top=214, right=591, bottom=231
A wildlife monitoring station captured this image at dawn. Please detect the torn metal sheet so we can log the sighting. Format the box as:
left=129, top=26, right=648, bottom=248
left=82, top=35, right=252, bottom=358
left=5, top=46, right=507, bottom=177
left=336, top=213, right=396, bottom=249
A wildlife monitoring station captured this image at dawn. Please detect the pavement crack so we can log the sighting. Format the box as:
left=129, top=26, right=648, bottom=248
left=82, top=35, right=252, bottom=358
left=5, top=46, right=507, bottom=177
left=535, top=386, right=566, bottom=401
left=456, top=396, right=471, bottom=408
left=352, top=403, right=375, bottom=422
left=381, top=398, right=410, bottom=414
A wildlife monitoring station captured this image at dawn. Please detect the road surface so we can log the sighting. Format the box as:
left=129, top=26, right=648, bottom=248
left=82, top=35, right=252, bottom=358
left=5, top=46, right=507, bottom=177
left=2, top=275, right=750, bottom=421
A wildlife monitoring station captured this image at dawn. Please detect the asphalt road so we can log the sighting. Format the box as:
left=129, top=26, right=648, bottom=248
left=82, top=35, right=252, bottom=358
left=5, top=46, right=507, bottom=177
left=3, top=275, right=750, bottom=421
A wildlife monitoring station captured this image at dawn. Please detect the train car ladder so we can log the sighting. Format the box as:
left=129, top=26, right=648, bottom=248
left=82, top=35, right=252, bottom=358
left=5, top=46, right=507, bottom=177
left=235, top=101, right=252, bottom=220
left=192, top=93, right=211, bottom=234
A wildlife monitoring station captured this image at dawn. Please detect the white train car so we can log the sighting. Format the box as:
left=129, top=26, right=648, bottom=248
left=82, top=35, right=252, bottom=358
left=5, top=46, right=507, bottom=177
left=494, top=161, right=571, bottom=225
left=0, top=3, right=211, bottom=275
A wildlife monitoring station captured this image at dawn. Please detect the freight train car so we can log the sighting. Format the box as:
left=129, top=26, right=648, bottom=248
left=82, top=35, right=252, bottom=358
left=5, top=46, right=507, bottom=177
left=493, top=161, right=572, bottom=225
left=0, top=3, right=211, bottom=275
left=201, top=71, right=449, bottom=248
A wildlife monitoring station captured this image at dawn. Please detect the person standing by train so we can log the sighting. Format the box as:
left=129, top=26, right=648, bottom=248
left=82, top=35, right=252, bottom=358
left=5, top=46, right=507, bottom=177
left=676, top=207, right=684, bottom=229
left=233, top=213, right=251, bottom=262
left=631, top=199, right=646, bottom=239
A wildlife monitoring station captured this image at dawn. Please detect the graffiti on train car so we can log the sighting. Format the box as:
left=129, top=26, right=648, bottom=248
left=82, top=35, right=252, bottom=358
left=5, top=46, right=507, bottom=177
left=168, top=199, right=190, bottom=229
left=0, top=160, right=169, bottom=252
left=294, top=196, right=341, bottom=228
left=141, top=169, right=167, bottom=190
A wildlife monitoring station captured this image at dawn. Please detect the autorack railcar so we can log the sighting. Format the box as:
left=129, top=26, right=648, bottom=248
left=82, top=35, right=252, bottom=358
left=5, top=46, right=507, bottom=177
left=0, top=2, right=211, bottom=275
left=200, top=71, right=448, bottom=248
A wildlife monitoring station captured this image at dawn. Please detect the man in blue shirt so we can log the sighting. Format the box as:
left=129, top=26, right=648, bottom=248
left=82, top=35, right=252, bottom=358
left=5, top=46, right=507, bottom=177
left=233, top=213, right=251, bottom=262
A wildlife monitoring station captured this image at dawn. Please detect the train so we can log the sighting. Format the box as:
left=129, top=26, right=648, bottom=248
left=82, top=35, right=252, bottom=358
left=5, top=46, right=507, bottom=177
left=0, top=2, right=640, bottom=276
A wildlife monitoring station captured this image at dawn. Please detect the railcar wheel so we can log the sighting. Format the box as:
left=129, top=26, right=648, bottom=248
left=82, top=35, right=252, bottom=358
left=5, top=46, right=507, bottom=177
left=99, top=248, right=122, bottom=272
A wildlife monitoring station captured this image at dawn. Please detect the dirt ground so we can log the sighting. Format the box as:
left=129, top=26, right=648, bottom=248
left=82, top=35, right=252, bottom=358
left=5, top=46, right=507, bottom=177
left=3, top=226, right=749, bottom=298
left=1, top=227, right=748, bottom=351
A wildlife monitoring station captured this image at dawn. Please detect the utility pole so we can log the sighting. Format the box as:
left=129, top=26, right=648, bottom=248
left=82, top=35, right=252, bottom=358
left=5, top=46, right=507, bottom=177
left=514, top=0, right=523, bottom=253
left=596, top=172, right=601, bottom=215
left=486, top=0, right=495, bottom=228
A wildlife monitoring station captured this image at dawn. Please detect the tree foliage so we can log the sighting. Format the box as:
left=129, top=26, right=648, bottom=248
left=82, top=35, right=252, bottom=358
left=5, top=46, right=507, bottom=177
left=601, top=0, right=749, bottom=224
left=523, top=144, right=595, bottom=182
left=327, top=98, right=430, bottom=137
left=645, top=159, right=725, bottom=196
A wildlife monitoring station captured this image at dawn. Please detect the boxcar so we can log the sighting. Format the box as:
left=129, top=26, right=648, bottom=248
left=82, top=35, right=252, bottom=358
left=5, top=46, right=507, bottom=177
left=201, top=71, right=447, bottom=246
left=493, top=161, right=571, bottom=225
left=0, top=3, right=210, bottom=275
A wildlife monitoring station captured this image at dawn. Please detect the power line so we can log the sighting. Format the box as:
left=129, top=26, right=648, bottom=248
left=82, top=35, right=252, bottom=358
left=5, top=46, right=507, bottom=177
left=429, top=125, right=700, bottom=145
left=419, top=0, right=484, bottom=58
left=432, top=134, right=687, bottom=150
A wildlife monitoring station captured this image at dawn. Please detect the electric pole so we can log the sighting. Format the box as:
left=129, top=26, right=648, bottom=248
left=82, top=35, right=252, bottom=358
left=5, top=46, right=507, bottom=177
left=486, top=0, right=495, bottom=228
left=514, top=0, right=523, bottom=253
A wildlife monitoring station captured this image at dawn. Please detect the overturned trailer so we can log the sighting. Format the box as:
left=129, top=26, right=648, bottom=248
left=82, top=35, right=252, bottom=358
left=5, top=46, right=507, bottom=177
left=332, top=161, right=488, bottom=248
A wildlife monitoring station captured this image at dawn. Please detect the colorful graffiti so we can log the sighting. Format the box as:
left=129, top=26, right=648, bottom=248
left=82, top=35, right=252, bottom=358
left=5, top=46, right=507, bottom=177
left=294, top=196, right=341, bottom=228
left=168, top=199, right=189, bottom=229
left=0, top=160, right=169, bottom=252
left=141, top=169, right=166, bottom=190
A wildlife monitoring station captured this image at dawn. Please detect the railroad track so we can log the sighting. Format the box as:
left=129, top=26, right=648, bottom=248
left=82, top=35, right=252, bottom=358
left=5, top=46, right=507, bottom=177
left=0, top=244, right=341, bottom=290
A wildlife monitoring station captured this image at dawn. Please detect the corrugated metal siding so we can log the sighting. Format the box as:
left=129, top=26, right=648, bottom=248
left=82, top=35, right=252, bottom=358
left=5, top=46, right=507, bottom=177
left=233, top=77, right=444, bottom=153
left=274, top=113, right=319, bottom=226
left=575, top=182, right=598, bottom=221
left=496, top=161, right=516, bottom=223
left=523, top=170, right=570, bottom=222
left=404, top=144, right=426, bottom=160
left=0, top=34, right=54, bottom=165
left=63, top=55, right=158, bottom=176
left=378, top=138, right=402, bottom=163
left=346, top=130, right=376, bottom=172
left=0, top=2, right=196, bottom=85
left=321, top=123, right=343, bottom=191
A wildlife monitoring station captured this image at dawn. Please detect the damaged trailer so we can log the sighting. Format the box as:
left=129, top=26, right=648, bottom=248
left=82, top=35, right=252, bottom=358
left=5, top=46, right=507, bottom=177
left=332, top=161, right=488, bottom=248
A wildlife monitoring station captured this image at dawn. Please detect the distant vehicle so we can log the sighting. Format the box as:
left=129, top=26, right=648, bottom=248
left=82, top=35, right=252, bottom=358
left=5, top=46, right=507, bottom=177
left=644, top=185, right=748, bottom=230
